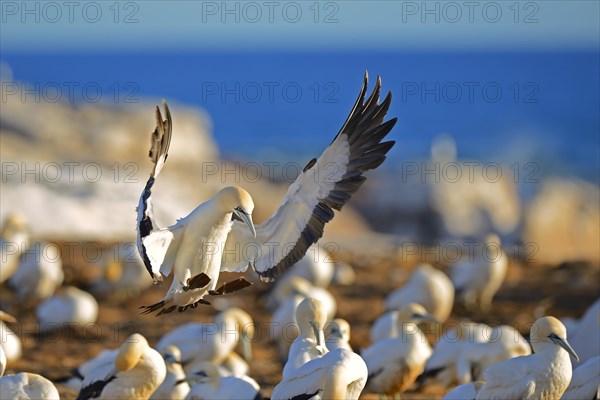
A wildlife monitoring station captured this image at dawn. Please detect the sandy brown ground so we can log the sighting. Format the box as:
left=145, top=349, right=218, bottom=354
left=1, top=241, right=598, bottom=399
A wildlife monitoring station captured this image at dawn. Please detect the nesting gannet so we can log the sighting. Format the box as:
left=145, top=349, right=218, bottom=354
left=36, top=286, right=99, bottom=329
left=0, top=311, right=21, bottom=365
left=570, top=299, right=600, bottom=365
left=561, top=355, right=600, bottom=400
left=362, top=303, right=436, bottom=395
left=385, top=263, right=454, bottom=323
left=274, top=298, right=368, bottom=400
left=476, top=316, right=578, bottom=400
left=151, top=346, right=190, bottom=400
left=77, top=333, right=166, bottom=399
left=56, top=348, right=119, bottom=392
left=271, top=278, right=337, bottom=358
left=325, top=318, right=353, bottom=352
left=156, top=308, right=253, bottom=369
left=0, top=213, right=29, bottom=283
left=0, top=371, right=60, bottom=400
left=185, top=361, right=261, bottom=400
left=8, top=241, right=64, bottom=302
left=136, top=73, right=396, bottom=315
left=451, top=234, right=507, bottom=311
left=90, top=242, right=153, bottom=298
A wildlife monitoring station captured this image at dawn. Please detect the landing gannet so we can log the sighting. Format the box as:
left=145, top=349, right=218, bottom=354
left=325, top=318, right=353, bottom=352
left=451, top=234, right=507, bottom=311
left=561, top=355, right=599, bottom=400
left=273, top=298, right=368, bottom=400
left=8, top=241, right=64, bottom=302
left=0, top=370, right=59, bottom=400
left=36, top=286, right=99, bottom=329
left=476, top=316, right=578, bottom=400
left=156, top=308, right=253, bottom=368
left=136, top=74, right=396, bottom=314
left=150, top=346, right=190, bottom=400
left=385, top=263, right=454, bottom=323
left=0, top=213, right=29, bottom=283
left=363, top=303, right=436, bottom=395
left=77, top=333, right=166, bottom=400
left=185, top=361, right=261, bottom=400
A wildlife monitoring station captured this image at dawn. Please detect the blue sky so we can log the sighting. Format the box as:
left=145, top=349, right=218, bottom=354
left=1, top=1, right=599, bottom=51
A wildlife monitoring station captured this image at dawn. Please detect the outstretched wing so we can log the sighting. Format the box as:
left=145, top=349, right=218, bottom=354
left=222, top=72, right=397, bottom=281
left=135, top=101, right=183, bottom=283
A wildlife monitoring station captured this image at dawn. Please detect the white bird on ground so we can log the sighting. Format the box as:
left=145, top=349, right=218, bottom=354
left=136, top=74, right=397, bottom=315
left=36, top=286, right=99, bottom=328
left=325, top=318, right=353, bottom=352
left=0, top=346, right=5, bottom=378
left=475, top=316, right=578, bottom=400
left=77, top=333, right=166, bottom=399
left=362, top=303, right=437, bottom=395
left=9, top=241, right=64, bottom=302
left=561, top=355, right=599, bottom=400
left=185, top=361, right=261, bottom=400
left=219, top=352, right=250, bottom=377
left=56, top=349, right=119, bottom=392
left=271, top=277, right=337, bottom=359
left=272, top=245, right=335, bottom=291
left=0, top=370, right=60, bottom=400
left=90, top=242, right=153, bottom=298
left=273, top=298, right=368, bottom=400
left=0, top=311, right=20, bottom=365
left=0, top=213, right=29, bottom=284
left=418, top=322, right=493, bottom=387
left=385, top=263, right=454, bottom=323
left=442, top=382, right=482, bottom=400
left=151, top=346, right=190, bottom=400
left=570, top=299, right=600, bottom=366
left=156, top=308, right=254, bottom=370
left=451, top=234, right=508, bottom=311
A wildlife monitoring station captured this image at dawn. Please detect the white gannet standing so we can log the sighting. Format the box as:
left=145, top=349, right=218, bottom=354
left=273, top=298, right=368, bottom=400
left=362, top=303, right=436, bottom=395
left=325, top=318, right=353, bottom=352
left=156, top=308, right=254, bottom=370
left=451, top=234, right=508, bottom=311
left=8, top=241, right=64, bottom=302
left=36, top=286, right=99, bottom=329
left=185, top=361, right=261, bottom=400
left=561, top=355, right=599, bottom=400
left=0, top=213, right=29, bottom=283
left=151, top=346, right=190, bottom=400
left=570, top=299, right=600, bottom=366
left=0, top=311, right=20, bottom=365
left=270, top=277, right=337, bottom=359
left=476, top=316, right=579, bottom=400
left=418, top=322, right=493, bottom=388
left=136, top=73, right=397, bottom=315
left=385, top=263, right=454, bottom=323
left=0, top=370, right=60, bottom=400
left=77, top=333, right=166, bottom=399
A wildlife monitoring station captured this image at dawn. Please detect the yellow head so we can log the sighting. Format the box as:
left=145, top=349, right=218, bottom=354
left=161, top=345, right=182, bottom=364
left=296, top=297, right=327, bottom=342
left=1, top=213, right=27, bottom=238
left=531, top=316, right=579, bottom=361
left=115, top=333, right=149, bottom=372
left=215, top=186, right=255, bottom=237
left=397, top=303, right=438, bottom=324
left=189, top=361, right=220, bottom=388
left=325, top=318, right=351, bottom=342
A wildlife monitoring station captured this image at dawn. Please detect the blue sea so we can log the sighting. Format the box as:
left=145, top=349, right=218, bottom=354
left=2, top=51, right=599, bottom=183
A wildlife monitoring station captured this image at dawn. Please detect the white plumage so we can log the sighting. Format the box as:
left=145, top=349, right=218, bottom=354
left=36, top=286, right=99, bottom=328
left=325, top=318, right=353, bottom=352
left=561, top=355, right=599, bottom=400
left=151, top=346, right=190, bottom=400
left=156, top=308, right=254, bottom=371
left=0, top=213, right=29, bottom=284
left=185, top=362, right=260, bottom=400
left=363, top=303, right=435, bottom=395
left=476, top=316, right=578, bottom=400
left=0, top=372, right=60, bottom=400
left=77, top=333, right=166, bottom=400
left=451, top=234, right=507, bottom=311
left=136, top=75, right=397, bottom=315
left=0, top=311, right=20, bottom=365
left=570, top=299, right=600, bottom=366
left=385, top=263, right=454, bottom=323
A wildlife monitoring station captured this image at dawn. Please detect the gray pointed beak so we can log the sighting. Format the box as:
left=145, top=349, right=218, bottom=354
left=310, top=321, right=322, bottom=347
left=550, top=335, right=579, bottom=362
left=238, top=210, right=256, bottom=238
